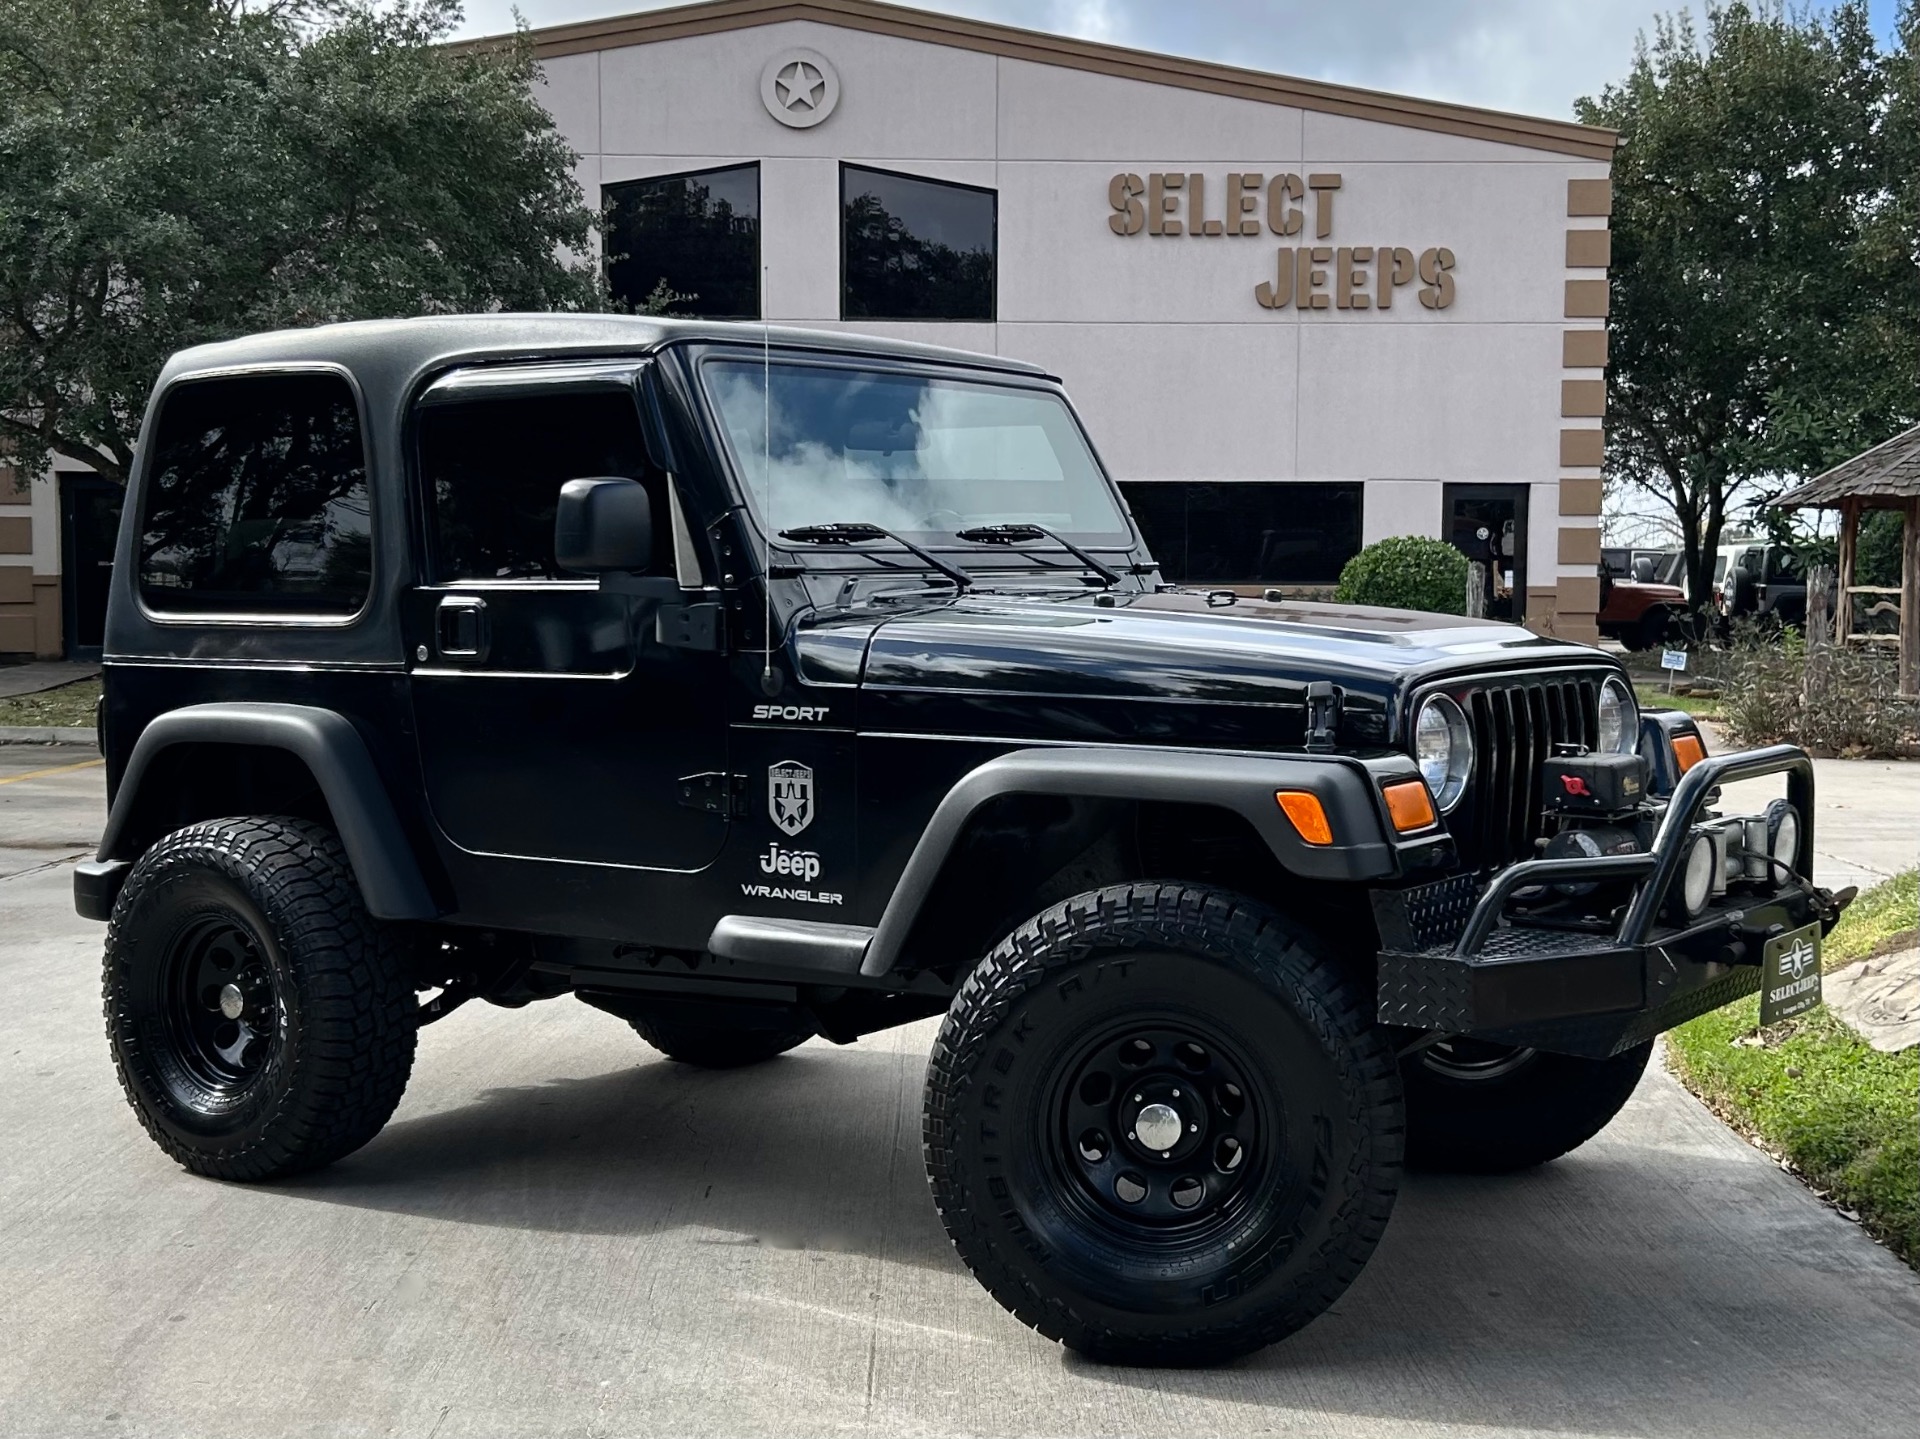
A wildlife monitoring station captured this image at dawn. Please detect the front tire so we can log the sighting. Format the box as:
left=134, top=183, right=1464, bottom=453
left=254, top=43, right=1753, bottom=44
left=1401, top=1038, right=1652, bottom=1172
left=104, top=817, right=417, bottom=1181
left=925, top=884, right=1403, bottom=1366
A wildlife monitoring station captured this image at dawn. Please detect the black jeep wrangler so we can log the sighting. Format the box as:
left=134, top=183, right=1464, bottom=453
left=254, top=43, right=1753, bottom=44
left=80, top=315, right=1845, bottom=1365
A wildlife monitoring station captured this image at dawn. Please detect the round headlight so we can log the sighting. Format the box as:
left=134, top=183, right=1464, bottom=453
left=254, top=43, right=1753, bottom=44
left=1677, top=830, right=1716, bottom=919
left=1413, top=694, right=1474, bottom=813
left=1766, top=798, right=1800, bottom=875
left=1597, top=676, right=1639, bottom=755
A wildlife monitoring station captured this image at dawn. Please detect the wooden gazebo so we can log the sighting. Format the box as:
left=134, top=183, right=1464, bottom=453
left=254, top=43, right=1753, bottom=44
left=1773, top=423, right=1920, bottom=698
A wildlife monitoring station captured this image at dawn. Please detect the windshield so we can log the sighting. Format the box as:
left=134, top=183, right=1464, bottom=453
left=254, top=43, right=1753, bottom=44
left=702, top=359, right=1132, bottom=548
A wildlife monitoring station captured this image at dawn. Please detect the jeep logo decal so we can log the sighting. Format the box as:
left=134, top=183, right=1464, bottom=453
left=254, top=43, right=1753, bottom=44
left=768, top=761, right=815, bottom=836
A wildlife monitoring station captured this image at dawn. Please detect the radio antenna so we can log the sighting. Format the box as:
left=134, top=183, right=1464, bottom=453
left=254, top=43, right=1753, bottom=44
left=761, top=277, right=774, bottom=690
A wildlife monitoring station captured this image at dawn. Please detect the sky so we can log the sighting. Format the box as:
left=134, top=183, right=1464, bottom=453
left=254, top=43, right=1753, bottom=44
left=449, top=0, right=1905, bottom=123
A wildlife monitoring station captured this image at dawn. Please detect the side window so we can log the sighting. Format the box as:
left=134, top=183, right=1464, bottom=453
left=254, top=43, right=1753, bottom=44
left=138, top=372, right=371, bottom=616
left=417, top=389, right=673, bottom=582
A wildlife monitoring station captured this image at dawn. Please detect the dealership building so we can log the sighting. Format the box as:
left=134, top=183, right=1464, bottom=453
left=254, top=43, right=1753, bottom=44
left=0, top=0, right=1616, bottom=658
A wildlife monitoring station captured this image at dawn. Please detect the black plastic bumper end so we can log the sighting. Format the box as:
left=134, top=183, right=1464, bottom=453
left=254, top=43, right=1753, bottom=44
left=73, top=859, right=131, bottom=922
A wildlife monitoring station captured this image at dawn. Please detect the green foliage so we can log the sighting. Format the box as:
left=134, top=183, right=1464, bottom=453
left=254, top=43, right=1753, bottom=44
left=1668, top=870, right=1920, bottom=1266
left=1856, top=508, right=1907, bottom=589
left=0, top=0, right=604, bottom=483
left=1334, top=535, right=1469, bottom=615
left=1575, top=3, right=1918, bottom=609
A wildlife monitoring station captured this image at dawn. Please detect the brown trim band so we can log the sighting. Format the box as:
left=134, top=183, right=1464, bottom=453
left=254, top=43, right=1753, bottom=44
left=471, top=0, right=1618, bottom=159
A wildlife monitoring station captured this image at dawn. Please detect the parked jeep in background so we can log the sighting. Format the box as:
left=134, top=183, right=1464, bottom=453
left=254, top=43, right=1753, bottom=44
left=79, top=316, right=1849, bottom=1365
left=1596, top=559, right=1687, bottom=651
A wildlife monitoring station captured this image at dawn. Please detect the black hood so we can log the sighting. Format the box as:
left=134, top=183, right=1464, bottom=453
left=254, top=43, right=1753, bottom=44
left=796, top=590, right=1618, bottom=750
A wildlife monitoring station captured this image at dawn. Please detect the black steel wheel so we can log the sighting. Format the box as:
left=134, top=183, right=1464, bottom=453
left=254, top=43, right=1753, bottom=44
left=104, top=817, right=417, bottom=1181
left=1401, top=1038, right=1652, bottom=1172
left=925, top=883, right=1403, bottom=1366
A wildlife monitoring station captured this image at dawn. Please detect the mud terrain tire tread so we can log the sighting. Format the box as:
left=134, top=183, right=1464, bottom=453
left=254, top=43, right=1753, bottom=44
left=924, top=882, right=1403, bottom=1366
left=104, top=817, right=417, bottom=1181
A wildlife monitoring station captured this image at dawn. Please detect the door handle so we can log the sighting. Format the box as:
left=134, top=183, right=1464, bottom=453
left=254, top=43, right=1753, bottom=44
left=435, top=595, right=489, bottom=660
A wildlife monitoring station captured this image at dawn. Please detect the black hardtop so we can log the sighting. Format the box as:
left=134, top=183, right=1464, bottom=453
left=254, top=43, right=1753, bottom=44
left=156, top=313, right=1049, bottom=401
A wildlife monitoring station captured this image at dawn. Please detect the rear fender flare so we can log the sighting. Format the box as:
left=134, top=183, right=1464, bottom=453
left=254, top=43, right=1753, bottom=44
left=858, top=746, right=1432, bottom=977
left=92, top=703, right=438, bottom=921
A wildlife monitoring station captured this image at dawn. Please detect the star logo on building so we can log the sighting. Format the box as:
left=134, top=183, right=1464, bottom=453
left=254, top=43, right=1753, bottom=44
left=775, top=59, right=825, bottom=113
left=760, top=49, right=840, bottom=129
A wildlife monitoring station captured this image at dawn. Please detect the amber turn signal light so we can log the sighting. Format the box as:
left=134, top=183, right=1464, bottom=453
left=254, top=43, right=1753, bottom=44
left=1671, top=732, right=1706, bottom=773
left=1275, top=791, right=1334, bottom=846
left=1381, top=780, right=1437, bottom=833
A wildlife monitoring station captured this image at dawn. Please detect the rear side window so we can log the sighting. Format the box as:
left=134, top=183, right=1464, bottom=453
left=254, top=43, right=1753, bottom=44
left=138, top=372, right=371, bottom=616
left=418, top=389, right=670, bottom=581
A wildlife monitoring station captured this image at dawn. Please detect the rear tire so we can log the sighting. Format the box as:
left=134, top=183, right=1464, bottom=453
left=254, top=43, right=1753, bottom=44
left=925, top=883, right=1403, bottom=1366
left=103, top=817, right=417, bottom=1181
left=1401, top=1038, right=1652, bottom=1173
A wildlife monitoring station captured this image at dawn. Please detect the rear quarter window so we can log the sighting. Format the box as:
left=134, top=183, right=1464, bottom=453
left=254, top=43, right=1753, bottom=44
left=137, top=372, right=372, bottom=616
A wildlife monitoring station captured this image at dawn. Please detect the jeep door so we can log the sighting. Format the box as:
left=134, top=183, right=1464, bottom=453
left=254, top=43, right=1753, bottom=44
left=404, top=367, right=730, bottom=884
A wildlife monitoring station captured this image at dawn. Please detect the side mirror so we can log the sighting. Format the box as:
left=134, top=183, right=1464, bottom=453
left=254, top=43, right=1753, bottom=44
left=555, top=477, right=651, bottom=573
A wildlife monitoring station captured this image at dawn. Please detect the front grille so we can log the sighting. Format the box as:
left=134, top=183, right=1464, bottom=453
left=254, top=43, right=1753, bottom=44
left=1454, top=674, right=1601, bottom=868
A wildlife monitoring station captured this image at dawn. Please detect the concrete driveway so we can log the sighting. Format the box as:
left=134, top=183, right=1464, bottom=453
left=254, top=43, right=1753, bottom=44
left=3, top=747, right=1918, bottom=1438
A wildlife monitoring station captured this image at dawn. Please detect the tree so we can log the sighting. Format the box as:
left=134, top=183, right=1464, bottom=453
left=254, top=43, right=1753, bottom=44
left=1576, top=2, right=1918, bottom=608
left=0, top=0, right=601, bottom=484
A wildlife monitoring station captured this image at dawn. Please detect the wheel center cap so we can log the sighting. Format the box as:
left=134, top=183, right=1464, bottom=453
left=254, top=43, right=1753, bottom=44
left=218, top=983, right=246, bottom=1021
left=1133, top=1102, right=1184, bottom=1153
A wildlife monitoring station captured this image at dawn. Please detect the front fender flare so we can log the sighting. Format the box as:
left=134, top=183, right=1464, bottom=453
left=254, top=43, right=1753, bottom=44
left=81, top=702, right=438, bottom=922
left=858, top=746, right=1445, bottom=977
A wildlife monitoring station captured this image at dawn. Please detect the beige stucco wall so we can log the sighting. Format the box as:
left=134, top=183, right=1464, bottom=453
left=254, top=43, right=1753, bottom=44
left=539, top=17, right=1607, bottom=636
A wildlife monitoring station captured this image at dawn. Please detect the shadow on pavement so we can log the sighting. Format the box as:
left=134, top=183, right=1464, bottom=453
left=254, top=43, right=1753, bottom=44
left=271, top=1042, right=962, bottom=1273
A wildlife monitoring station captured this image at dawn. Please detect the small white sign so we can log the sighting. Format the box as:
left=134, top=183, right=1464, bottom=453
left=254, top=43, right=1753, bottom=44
left=1660, top=649, right=1689, bottom=672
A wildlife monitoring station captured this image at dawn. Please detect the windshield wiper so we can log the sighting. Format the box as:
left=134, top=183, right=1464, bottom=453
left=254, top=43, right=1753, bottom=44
left=779, top=522, right=974, bottom=591
left=954, top=524, right=1122, bottom=587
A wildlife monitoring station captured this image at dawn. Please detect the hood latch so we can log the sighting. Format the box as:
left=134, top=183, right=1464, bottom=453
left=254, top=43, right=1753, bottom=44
left=1305, top=681, right=1342, bottom=752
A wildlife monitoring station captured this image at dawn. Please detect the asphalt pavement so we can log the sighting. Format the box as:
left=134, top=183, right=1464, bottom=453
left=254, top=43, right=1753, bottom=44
left=3, top=745, right=1918, bottom=1438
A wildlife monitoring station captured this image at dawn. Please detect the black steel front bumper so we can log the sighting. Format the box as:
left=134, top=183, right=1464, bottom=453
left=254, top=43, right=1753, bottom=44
left=1373, top=744, right=1847, bottom=1058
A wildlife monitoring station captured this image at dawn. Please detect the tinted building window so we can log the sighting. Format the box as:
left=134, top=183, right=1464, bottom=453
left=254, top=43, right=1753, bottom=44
left=842, top=165, right=995, bottom=321
left=138, top=373, right=371, bottom=615
left=1122, top=482, right=1363, bottom=586
left=419, top=390, right=669, bottom=581
left=604, top=165, right=760, bottom=318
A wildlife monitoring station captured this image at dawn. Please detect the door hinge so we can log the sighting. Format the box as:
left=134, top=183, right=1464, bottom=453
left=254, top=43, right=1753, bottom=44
left=657, top=602, right=726, bottom=652
left=678, top=771, right=748, bottom=816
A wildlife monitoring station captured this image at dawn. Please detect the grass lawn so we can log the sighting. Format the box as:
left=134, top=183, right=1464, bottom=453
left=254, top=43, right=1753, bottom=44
left=1635, top=681, right=1724, bottom=721
left=1667, top=868, right=1919, bottom=1267
left=0, top=676, right=101, bottom=729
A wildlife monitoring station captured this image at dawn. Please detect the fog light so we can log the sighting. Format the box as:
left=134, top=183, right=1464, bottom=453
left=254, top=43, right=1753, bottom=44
left=1766, top=799, right=1800, bottom=876
left=1672, top=830, right=1715, bottom=921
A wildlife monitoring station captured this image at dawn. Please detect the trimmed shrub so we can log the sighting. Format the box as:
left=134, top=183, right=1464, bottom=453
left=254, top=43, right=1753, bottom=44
left=1334, top=535, right=1469, bottom=615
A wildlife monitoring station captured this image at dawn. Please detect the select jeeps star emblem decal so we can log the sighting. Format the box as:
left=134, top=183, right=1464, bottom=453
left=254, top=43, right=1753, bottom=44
left=760, top=49, right=839, bottom=129
left=1781, top=937, right=1818, bottom=981
left=768, top=761, right=815, bottom=836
